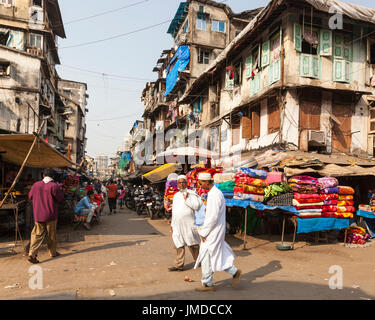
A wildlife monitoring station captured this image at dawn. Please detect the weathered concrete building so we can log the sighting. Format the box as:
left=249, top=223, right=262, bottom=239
left=180, top=0, right=375, bottom=164
left=58, top=79, right=88, bottom=165
left=0, top=0, right=67, bottom=148
left=140, top=0, right=261, bottom=161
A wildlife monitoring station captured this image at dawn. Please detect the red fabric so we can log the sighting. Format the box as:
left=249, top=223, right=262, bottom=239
left=299, top=215, right=322, bottom=219
left=337, top=206, right=355, bottom=213
left=321, top=212, right=337, bottom=218
left=85, top=186, right=94, bottom=192
left=234, top=177, right=266, bottom=187
left=320, top=194, right=339, bottom=201
left=322, top=205, right=337, bottom=212
left=295, top=205, right=322, bottom=210
left=294, top=198, right=323, bottom=204
left=294, top=193, right=320, bottom=200
left=323, top=200, right=338, bottom=205
left=29, top=181, right=64, bottom=223
left=94, top=194, right=103, bottom=206
left=338, top=186, right=355, bottom=195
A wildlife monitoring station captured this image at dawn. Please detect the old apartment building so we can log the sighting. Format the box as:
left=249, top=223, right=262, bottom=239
left=140, top=0, right=262, bottom=160
left=177, top=0, right=375, bottom=163
left=0, top=0, right=88, bottom=162
left=58, top=79, right=89, bottom=165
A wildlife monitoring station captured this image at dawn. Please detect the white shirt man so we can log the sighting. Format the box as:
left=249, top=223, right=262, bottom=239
left=169, top=175, right=203, bottom=272
left=194, top=172, right=242, bottom=292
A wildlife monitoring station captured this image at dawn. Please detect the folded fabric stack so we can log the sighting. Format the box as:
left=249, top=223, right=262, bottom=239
left=358, top=204, right=375, bottom=214
left=214, top=173, right=235, bottom=196
left=164, top=180, right=178, bottom=212
left=338, top=226, right=370, bottom=245
left=233, top=167, right=267, bottom=202
left=317, top=177, right=339, bottom=218
left=335, top=186, right=355, bottom=219
left=289, top=176, right=322, bottom=218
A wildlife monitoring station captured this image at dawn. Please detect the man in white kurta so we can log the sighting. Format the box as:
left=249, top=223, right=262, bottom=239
left=194, top=173, right=242, bottom=292
left=169, top=176, right=203, bottom=272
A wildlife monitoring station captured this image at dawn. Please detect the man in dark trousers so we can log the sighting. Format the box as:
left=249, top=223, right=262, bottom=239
left=28, top=169, right=64, bottom=264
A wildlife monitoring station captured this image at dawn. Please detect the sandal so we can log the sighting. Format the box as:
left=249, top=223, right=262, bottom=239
left=28, top=256, right=39, bottom=264
left=51, top=252, right=61, bottom=258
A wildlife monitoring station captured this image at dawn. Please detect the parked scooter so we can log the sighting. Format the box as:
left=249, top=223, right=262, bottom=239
left=147, top=193, right=164, bottom=219
left=124, top=186, right=136, bottom=211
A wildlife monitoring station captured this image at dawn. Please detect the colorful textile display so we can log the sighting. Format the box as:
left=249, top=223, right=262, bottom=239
left=338, top=186, right=355, bottom=195
left=317, top=177, right=338, bottom=189
left=214, top=173, right=235, bottom=183
left=338, top=226, right=370, bottom=244
left=216, top=181, right=235, bottom=192
left=288, top=176, right=318, bottom=185
left=234, top=177, right=267, bottom=187
left=320, top=194, right=339, bottom=201
left=338, top=195, right=354, bottom=201
left=236, top=168, right=268, bottom=180
left=359, top=204, right=373, bottom=212
left=164, top=179, right=178, bottom=213
left=320, top=187, right=339, bottom=194
left=294, top=193, right=321, bottom=200
left=324, top=200, right=338, bottom=205
left=234, top=185, right=265, bottom=195
left=337, top=200, right=354, bottom=206
left=289, top=183, right=319, bottom=194
left=233, top=193, right=264, bottom=202
left=337, top=206, right=355, bottom=213
left=293, top=199, right=323, bottom=207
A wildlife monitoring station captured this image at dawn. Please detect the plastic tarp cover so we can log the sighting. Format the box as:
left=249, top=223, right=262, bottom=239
left=142, top=163, right=180, bottom=183
left=165, top=45, right=190, bottom=97
left=305, top=0, right=375, bottom=24
left=225, top=198, right=298, bottom=214
left=296, top=217, right=349, bottom=234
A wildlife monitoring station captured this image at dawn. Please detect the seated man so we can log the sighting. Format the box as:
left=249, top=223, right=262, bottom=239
left=74, top=190, right=96, bottom=230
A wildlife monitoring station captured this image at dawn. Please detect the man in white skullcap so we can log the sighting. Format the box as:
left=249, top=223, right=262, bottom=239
left=194, top=172, right=241, bottom=292
left=168, top=175, right=203, bottom=272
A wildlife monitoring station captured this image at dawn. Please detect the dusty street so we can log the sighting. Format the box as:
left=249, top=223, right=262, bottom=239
left=0, top=205, right=374, bottom=300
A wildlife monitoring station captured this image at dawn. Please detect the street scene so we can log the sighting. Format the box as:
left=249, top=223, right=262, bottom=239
left=1, top=0, right=375, bottom=303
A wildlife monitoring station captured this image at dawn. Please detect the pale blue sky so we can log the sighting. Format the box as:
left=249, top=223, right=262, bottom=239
left=56, top=0, right=374, bottom=159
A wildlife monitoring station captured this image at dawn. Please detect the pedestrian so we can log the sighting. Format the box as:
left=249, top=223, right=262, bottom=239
left=106, top=180, right=118, bottom=214
left=101, top=182, right=108, bottom=200
left=27, top=169, right=64, bottom=264
left=118, top=185, right=125, bottom=209
left=94, top=179, right=102, bottom=194
left=74, top=190, right=96, bottom=230
left=194, top=173, right=242, bottom=292
left=169, top=175, right=203, bottom=272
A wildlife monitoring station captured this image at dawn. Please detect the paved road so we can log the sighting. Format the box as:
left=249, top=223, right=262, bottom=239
left=0, top=205, right=374, bottom=300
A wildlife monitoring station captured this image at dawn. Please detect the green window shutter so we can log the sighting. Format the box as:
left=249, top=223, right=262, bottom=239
left=245, top=56, right=251, bottom=78
left=344, top=61, right=352, bottom=83
left=294, top=23, right=302, bottom=52
left=312, top=56, right=320, bottom=78
left=334, top=34, right=343, bottom=58
left=333, top=59, right=344, bottom=82
left=250, top=73, right=261, bottom=97
left=261, top=40, right=270, bottom=67
left=273, top=59, right=280, bottom=82
left=343, top=36, right=352, bottom=62
left=320, top=30, right=332, bottom=56
left=255, top=73, right=261, bottom=93
left=300, top=54, right=311, bottom=77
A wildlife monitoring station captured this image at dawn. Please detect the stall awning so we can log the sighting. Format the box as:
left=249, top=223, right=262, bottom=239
left=0, top=134, right=78, bottom=168
left=142, top=163, right=181, bottom=183
left=284, top=163, right=375, bottom=177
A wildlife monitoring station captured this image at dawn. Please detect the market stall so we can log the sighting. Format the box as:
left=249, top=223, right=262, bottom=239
left=0, top=131, right=79, bottom=248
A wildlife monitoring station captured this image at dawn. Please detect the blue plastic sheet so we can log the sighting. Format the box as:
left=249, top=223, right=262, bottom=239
left=165, top=45, right=190, bottom=96
left=296, top=218, right=349, bottom=234
left=225, top=198, right=298, bottom=214
left=356, top=210, right=375, bottom=219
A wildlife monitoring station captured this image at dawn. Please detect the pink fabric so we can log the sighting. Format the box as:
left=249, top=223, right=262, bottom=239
left=294, top=193, right=320, bottom=200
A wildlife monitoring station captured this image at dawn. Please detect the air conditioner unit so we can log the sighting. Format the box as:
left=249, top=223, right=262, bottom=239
left=308, top=130, right=326, bottom=146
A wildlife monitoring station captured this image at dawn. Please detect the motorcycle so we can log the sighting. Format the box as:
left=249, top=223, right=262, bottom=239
left=147, top=194, right=164, bottom=219
left=124, top=187, right=136, bottom=211
left=135, top=189, right=149, bottom=216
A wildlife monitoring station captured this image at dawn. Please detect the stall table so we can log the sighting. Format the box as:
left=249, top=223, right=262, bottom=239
left=0, top=200, right=26, bottom=251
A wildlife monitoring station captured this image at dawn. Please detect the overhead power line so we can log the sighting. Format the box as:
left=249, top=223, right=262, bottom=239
left=63, top=0, right=151, bottom=26
left=58, top=19, right=173, bottom=50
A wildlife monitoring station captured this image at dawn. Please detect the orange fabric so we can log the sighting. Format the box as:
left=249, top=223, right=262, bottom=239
left=107, top=184, right=118, bottom=199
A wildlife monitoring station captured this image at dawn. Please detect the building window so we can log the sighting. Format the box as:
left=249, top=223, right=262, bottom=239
left=0, top=61, right=10, bottom=76
left=198, top=48, right=210, bottom=64
left=63, top=89, right=71, bottom=98
left=212, top=20, right=226, bottom=33
left=196, top=15, right=207, bottom=31
left=32, top=0, right=42, bottom=7
left=0, top=0, right=14, bottom=7
left=183, top=20, right=189, bottom=34
left=29, top=33, right=43, bottom=50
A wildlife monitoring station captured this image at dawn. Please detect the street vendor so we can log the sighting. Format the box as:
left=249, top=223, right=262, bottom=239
left=74, top=190, right=96, bottom=230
